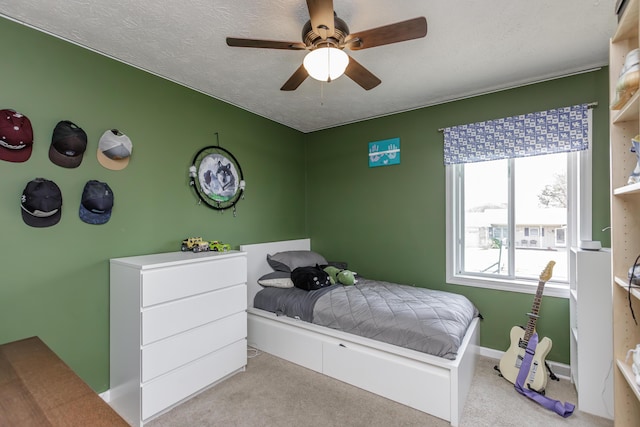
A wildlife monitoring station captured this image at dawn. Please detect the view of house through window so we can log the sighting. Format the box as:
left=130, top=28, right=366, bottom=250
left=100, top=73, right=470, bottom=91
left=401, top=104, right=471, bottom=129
left=459, top=152, right=569, bottom=283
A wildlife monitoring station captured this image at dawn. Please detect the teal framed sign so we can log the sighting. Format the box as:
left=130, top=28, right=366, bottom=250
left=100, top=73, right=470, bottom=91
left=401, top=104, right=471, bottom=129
left=368, top=137, right=400, bottom=168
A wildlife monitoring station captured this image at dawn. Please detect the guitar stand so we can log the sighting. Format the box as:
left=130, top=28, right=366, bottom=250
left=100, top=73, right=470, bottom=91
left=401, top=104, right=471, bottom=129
left=545, top=361, right=559, bottom=381
left=493, top=364, right=503, bottom=377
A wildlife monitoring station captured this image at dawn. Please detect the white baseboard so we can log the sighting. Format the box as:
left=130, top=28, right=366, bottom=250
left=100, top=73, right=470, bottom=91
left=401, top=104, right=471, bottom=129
left=98, top=346, right=573, bottom=404
left=479, top=346, right=572, bottom=381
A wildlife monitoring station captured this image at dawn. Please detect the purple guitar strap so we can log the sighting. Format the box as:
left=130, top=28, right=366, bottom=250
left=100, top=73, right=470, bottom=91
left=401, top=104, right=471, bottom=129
left=514, top=332, right=575, bottom=417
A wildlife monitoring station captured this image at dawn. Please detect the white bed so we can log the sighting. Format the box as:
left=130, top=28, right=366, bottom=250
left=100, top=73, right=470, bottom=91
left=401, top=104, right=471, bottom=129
left=239, top=238, right=480, bottom=426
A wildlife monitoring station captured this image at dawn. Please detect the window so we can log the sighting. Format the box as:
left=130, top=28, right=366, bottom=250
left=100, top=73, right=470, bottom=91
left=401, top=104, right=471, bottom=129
left=443, top=104, right=592, bottom=297
left=555, top=227, right=566, bottom=247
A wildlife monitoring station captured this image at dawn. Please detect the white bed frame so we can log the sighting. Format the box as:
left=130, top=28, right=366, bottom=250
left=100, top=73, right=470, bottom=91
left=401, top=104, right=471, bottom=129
left=239, top=239, right=480, bottom=426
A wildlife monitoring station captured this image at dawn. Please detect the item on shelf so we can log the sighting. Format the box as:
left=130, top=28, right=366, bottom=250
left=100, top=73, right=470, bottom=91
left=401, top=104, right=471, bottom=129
left=628, top=135, right=640, bottom=185
left=625, top=344, right=640, bottom=386
left=180, top=237, right=210, bottom=253
left=611, top=48, right=640, bottom=110
left=209, top=240, right=231, bottom=252
left=616, top=0, right=630, bottom=21
left=79, top=180, right=114, bottom=225
left=579, top=240, right=602, bottom=250
left=20, top=178, right=62, bottom=228
left=97, top=129, right=133, bottom=170
left=0, top=109, right=33, bottom=163
left=628, top=255, right=640, bottom=327
left=628, top=262, right=640, bottom=285
left=49, top=120, right=88, bottom=168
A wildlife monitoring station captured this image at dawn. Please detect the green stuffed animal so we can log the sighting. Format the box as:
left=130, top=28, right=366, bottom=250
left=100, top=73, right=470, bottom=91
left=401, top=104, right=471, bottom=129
left=323, top=266, right=340, bottom=285
left=323, top=266, right=357, bottom=286
left=336, top=269, right=357, bottom=285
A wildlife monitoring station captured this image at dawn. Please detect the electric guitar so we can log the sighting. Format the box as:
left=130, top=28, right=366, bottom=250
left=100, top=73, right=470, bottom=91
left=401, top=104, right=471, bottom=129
left=498, top=261, right=555, bottom=392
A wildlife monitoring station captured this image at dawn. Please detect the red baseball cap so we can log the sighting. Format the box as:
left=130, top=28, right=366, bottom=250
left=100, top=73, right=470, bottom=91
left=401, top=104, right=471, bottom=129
left=0, top=109, right=33, bottom=163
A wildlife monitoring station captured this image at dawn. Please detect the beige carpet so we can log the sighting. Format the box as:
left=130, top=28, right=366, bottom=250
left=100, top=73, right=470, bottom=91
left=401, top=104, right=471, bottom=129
left=147, top=350, right=614, bottom=427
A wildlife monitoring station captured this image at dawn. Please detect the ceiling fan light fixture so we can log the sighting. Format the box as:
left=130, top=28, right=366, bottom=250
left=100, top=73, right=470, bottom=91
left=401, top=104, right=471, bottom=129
left=303, top=47, right=349, bottom=82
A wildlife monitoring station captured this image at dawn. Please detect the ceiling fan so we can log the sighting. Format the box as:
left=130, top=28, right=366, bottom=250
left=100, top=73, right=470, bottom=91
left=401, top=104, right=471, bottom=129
left=226, top=0, right=427, bottom=91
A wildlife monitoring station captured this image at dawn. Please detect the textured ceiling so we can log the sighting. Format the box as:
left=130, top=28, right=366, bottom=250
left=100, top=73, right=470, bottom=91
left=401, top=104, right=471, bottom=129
left=0, top=1, right=617, bottom=133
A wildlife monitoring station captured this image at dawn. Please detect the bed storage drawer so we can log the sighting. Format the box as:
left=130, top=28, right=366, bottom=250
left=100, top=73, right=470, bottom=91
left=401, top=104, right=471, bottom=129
left=141, top=256, right=247, bottom=307
left=248, top=313, right=323, bottom=373
left=322, top=340, right=451, bottom=421
left=141, top=311, right=247, bottom=382
left=142, top=284, right=246, bottom=345
left=141, top=339, right=246, bottom=421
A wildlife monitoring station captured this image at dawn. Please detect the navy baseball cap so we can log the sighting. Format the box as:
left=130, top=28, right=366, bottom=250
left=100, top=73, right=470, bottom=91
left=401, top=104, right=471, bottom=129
left=21, top=178, right=62, bottom=227
left=79, top=180, right=114, bottom=224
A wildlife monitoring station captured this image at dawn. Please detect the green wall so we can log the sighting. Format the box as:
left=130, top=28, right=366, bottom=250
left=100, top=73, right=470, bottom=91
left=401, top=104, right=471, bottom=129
left=0, top=18, right=306, bottom=392
left=0, top=15, right=611, bottom=393
left=304, top=69, right=611, bottom=364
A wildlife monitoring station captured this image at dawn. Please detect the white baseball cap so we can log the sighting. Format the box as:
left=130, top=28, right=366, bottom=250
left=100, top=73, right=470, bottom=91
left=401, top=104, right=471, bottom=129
left=97, top=129, right=132, bottom=170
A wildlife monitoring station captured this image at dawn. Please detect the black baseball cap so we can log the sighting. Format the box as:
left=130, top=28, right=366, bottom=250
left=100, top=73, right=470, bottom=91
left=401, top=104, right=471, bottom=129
left=21, top=178, right=62, bottom=227
left=49, top=120, right=87, bottom=168
left=79, top=180, right=113, bottom=225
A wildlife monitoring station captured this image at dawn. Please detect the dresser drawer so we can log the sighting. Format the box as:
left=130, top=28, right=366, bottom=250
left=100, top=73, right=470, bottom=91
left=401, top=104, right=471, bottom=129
left=142, top=311, right=246, bottom=382
left=141, top=255, right=247, bottom=307
left=142, top=284, right=246, bottom=345
left=141, top=339, right=247, bottom=421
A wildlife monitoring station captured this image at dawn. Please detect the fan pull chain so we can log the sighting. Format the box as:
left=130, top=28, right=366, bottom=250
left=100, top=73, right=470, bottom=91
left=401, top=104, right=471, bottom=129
left=327, top=47, right=332, bottom=83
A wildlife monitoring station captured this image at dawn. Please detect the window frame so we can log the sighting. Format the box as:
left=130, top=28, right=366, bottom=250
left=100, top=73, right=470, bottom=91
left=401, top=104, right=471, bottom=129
left=445, top=147, right=592, bottom=299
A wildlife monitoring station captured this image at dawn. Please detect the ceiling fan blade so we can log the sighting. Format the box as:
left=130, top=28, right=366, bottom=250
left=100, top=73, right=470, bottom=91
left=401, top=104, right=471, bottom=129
left=344, top=56, right=381, bottom=90
left=226, top=37, right=306, bottom=50
left=306, top=0, right=335, bottom=39
left=345, top=17, right=427, bottom=50
left=280, top=65, right=309, bottom=91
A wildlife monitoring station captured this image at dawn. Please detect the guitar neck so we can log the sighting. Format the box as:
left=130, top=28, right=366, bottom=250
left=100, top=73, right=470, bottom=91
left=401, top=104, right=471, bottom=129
left=522, top=278, right=546, bottom=345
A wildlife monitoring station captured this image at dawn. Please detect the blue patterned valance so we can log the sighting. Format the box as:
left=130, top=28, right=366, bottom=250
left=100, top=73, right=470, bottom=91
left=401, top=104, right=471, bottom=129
left=443, top=104, right=589, bottom=165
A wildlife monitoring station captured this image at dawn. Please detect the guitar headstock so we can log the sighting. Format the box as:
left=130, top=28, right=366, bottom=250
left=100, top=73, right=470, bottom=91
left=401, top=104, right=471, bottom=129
left=539, top=261, right=556, bottom=282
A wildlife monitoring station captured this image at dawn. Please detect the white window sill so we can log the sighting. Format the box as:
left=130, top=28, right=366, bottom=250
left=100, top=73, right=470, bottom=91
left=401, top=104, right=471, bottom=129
left=447, top=274, right=569, bottom=298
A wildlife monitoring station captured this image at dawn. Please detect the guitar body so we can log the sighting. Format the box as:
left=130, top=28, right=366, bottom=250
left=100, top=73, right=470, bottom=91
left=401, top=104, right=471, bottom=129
left=499, top=325, right=552, bottom=392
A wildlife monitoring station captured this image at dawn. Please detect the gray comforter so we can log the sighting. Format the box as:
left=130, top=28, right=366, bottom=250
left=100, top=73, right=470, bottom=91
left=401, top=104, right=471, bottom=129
left=254, top=278, right=479, bottom=360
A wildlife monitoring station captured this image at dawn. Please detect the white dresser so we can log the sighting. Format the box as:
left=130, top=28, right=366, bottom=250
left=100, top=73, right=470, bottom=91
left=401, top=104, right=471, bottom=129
left=108, top=250, right=247, bottom=426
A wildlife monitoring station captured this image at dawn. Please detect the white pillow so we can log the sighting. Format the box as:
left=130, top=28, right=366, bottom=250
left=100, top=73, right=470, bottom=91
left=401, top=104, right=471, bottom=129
left=258, top=271, right=294, bottom=288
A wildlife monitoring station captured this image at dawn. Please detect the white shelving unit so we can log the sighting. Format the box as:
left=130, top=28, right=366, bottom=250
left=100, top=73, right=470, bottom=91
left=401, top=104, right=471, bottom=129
left=609, top=1, right=640, bottom=424
left=569, top=247, right=613, bottom=419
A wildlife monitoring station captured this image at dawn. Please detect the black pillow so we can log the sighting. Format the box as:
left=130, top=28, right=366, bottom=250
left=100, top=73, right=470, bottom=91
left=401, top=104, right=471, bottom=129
left=291, top=265, right=332, bottom=291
